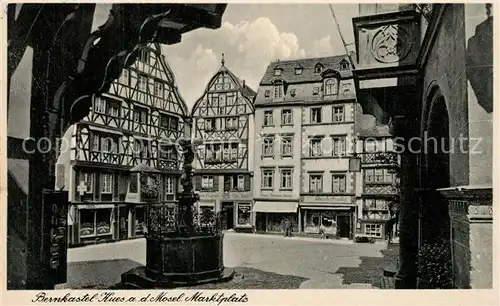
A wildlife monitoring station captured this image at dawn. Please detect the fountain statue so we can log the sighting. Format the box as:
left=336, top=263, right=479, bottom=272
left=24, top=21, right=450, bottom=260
left=121, top=138, right=235, bottom=288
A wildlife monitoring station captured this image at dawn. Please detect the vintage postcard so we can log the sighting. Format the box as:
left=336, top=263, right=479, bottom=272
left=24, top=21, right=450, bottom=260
left=2, top=1, right=498, bottom=305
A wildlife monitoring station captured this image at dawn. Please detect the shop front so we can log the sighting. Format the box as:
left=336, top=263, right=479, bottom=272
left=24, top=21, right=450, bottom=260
left=253, top=200, right=299, bottom=233
left=300, top=205, right=355, bottom=239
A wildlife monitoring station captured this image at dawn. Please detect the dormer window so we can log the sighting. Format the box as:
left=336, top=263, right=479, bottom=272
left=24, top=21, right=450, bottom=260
left=265, top=90, right=271, bottom=98
left=315, top=64, right=323, bottom=73
left=274, top=65, right=283, bottom=76
left=274, top=83, right=283, bottom=98
left=295, top=68, right=303, bottom=75
left=290, top=89, right=296, bottom=97
left=324, top=78, right=338, bottom=95
left=339, top=59, right=350, bottom=71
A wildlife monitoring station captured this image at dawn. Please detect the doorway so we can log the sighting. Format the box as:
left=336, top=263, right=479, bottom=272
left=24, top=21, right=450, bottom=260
left=222, top=202, right=234, bottom=230
left=337, top=215, right=351, bottom=239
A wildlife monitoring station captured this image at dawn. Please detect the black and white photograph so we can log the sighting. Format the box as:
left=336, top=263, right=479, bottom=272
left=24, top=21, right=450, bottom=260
left=4, top=1, right=495, bottom=300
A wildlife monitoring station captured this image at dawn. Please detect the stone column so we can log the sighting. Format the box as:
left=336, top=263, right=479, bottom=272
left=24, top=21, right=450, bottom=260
left=392, top=116, right=420, bottom=289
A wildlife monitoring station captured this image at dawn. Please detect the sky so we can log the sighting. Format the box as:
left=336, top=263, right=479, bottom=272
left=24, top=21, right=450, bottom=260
left=92, top=4, right=360, bottom=110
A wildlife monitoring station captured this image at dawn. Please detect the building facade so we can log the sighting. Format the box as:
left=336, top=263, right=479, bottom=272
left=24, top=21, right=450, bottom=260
left=253, top=56, right=360, bottom=238
left=56, top=43, right=190, bottom=246
left=191, top=58, right=257, bottom=232
left=355, top=134, right=400, bottom=239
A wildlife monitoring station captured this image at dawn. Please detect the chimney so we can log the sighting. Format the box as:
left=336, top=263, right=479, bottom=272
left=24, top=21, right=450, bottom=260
left=242, top=80, right=246, bottom=87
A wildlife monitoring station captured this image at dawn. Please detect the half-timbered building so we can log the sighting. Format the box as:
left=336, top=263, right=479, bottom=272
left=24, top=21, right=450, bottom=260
left=57, top=43, right=190, bottom=246
left=191, top=56, right=257, bottom=232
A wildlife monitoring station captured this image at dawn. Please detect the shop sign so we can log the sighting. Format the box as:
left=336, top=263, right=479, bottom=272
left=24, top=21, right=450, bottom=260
left=302, top=195, right=352, bottom=203
left=260, top=191, right=294, bottom=198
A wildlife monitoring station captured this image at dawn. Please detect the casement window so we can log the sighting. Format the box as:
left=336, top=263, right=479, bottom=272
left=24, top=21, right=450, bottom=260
left=339, top=59, right=350, bottom=71
left=79, top=172, right=94, bottom=193
left=165, top=176, right=174, bottom=194
left=262, top=169, right=274, bottom=189
left=137, top=74, right=148, bottom=92
left=332, top=137, right=346, bottom=156
left=108, top=101, right=120, bottom=117
left=120, top=69, right=129, bottom=85
left=309, top=174, right=323, bottom=193
left=280, top=168, right=293, bottom=189
left=274, top=83, right=283, bottom=98
left=274, top=68, right=282, bottom=76
left=201, top=175, right=214, bottom=190
left=225, top=117, right=238, bottom=130
left=311, top=107, right=322, bottom=123
left=309, top=138, right=323, bottom=157
left=264, top=90, right=271, bottom=98
left=264, top=110, right=273, bottom=126
left=324, top=78, right=338, bottom=95
left=223, top=174, right=245, bottom=191
left=101, top=137, right=115, bottom=153
left=133, top=140, right=149, bottom=158
left=160, top=145, right=177, bottom=160
left=332, top=174, right=347, bottom=193
left=230, top=143, right=238, bottom=161
left=364, top=140, right=377, bottom=152
left=205, top=118, right=215, bottom=131
left=262, top=136, right=274, bottom=156
left=133, top=106, right=148, bottom=124
left=281, top=109, right=293, bottom=125
left=295, top=68, right=303, bottom=75
left=139, top=49, right=149, bottom=63
left=160, top=114, right=169, bottom=128
left=364, top=169, right=393, bottom=183
left=333, top=106, right=344, bottom=122
left=154, top=81, right=164, bottom=98
left=223, top=144, right=230, bottom=161
left=100, top=173, right=113, bottom=194
left=281, top=136, right=293, bottom=156
left=94, top=96, right=106, bottom=114
left=91, top=134, right=100, bottom=151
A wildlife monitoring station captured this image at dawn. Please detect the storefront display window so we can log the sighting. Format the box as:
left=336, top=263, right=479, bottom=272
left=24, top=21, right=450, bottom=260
left=80, top=208, right=112, bottom=237
left=365, top=223, right=382, bottom=237
left=266, top=213, right=297, bottom=232
left=304, top=211, right=337, bottom=235
left=237, top=203, right=251, bottom=225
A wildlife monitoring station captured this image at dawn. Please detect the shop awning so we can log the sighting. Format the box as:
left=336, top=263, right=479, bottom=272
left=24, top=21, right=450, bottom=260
left=77, top=204, right=116, bottom=209
left=253, top=201, right=298, bottom=213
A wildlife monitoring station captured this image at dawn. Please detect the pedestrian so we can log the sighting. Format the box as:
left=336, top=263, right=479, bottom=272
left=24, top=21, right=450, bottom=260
left=283, top=217, right=292, bottom=237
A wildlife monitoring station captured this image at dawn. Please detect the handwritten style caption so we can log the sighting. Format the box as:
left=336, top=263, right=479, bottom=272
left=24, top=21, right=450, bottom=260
left=32, top=291, right=249, bottom=305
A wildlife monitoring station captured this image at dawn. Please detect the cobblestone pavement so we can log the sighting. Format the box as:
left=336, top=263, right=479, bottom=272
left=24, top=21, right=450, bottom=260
left=66, top=232, right=394, bottom=289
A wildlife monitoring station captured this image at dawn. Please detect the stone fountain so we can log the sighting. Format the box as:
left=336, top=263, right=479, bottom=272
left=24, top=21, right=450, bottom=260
left=121, top=139, right=235, bottom=288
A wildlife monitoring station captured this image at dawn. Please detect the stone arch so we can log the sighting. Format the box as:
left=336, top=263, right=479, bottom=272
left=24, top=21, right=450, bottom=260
left=419, top=83, right=451, bottom=247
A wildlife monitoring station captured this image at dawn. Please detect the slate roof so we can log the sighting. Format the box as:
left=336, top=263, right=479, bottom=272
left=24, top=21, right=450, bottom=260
left=259, top=54, right=353, bottom=85
left=220, top=66, right=257, bottom=100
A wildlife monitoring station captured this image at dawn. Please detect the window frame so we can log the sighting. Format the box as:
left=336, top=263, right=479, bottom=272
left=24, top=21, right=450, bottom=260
left=261, top=169, right=274, bottom=189
left=280, top=168, right=293, bottom=190
left=331, top=173, right=347, bottom=193
left=332, top=106, right=345, bottom=122
left=324, top=78, right=338, bottom=95
left=309, top=174, right=323, bottom=193
left=281, top=109, right=293, bottom=125
left=310, top=107, right=322, bottom=123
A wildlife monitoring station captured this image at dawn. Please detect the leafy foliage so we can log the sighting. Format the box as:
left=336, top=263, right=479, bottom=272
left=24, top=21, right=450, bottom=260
left=417, top=239, right=453, bottom=289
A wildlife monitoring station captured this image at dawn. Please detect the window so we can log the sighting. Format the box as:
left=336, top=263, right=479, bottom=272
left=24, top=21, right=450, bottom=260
left=281, top=109, right=293, bottom=125
left=364, top=169, right=393, bottom=184
left=129, top=173, right=139, bottom=193
left=201, top=175, right=214, bottom=190
left=79, top=172, right=94, bottom=193
left=165, top=176, right=174, bottom=194
left=108, top=101, right=120, bottom=117
left=332, top=174, right=346, bottom=193
left=324, top=78, right=338, bottom=95
left=264, top=110, right=273, bottom=126
left=160, top=145, right=177, bottom=160
left=274, top=68, right=282, bottom=76
left=280, top=169, right=293, bottom=189
left=332, top=137, right=346, bottom=156
left=262, top=169, right=274, bottom=189
left=309, top=174, right=323, bottom=193
left=365, top=169, right=374, bottom=183
left=264, top=90, right=271, bottom=98
left=290, top=89, right=296, bottom=97
left=160, top=114, right=169, bottom=128
left=206, top=144, right=222, bottom=162
left=230, top=143, right=238, bottom=161
left=225, top=117, right=238, bottom=130
left=223, top=143, right=230, bottom=161
left=101, top=137, right=116, bottom=153
left=133, top=106, right=148, bottom=124
left=224, top=174, right=245, bottom=191
left=169, top=116, right=178, bottom=131
left=375, top=169, right=384, bottom=182
left=205, top=118, right=215, bottom=131
left=91, top=134, right=100, bottom=151
left=139, top=49, right=149, bottom=63
left=313, top=87, right=320, bottom=95
left=137, top=75, right=147, bottom=92
left=274, top=83, right=283, bottom=98
left=237, top=203, right=251, bottom=225
left=133, top=140, right=149, bottom=158
left=100, top=173, right=113, bottom=194
left=154, top=81, right=164, bottom=97
left=281, top=136, right=293, bottom=156
left=295, top=68, right=303, bottom=75
left=333, top=106, right=344, bottom=122
left=120, top=69, right=129, bottom=85
left=340, top=60, right=350, bottom=71
left=385, top=170, right=393, bottom=182
left=263, top=136, right=274, bottom=156
left=364, top=140, right=377, bottom=152
left=311, top=107, right=322, bottom=123
left=309, top=138, right=322, bottom=157
left=365, top=224, right=382, bottom=237
left=94, top=96, right=106, bottom=114
left=315, top=65, right=323, bottom=73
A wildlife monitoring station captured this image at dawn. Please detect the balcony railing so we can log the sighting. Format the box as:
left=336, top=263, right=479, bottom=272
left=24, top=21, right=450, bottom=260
left=361, top=152, right=398, bottom=165
left=364, top=184, right=399, bottom=195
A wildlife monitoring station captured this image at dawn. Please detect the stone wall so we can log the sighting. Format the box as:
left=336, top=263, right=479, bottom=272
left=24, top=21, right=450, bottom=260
left=441, top=188, right=492, bottom=289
